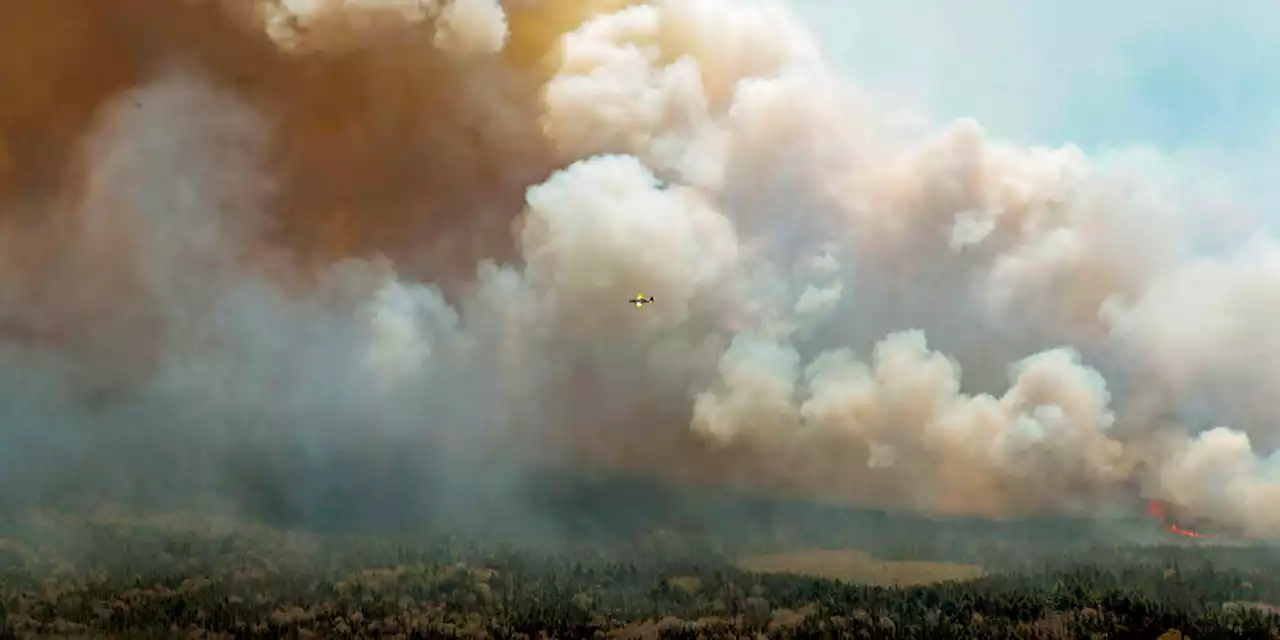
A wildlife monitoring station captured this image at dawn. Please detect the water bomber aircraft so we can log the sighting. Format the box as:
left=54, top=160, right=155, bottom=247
left=629, top=294, right=655, bottom=308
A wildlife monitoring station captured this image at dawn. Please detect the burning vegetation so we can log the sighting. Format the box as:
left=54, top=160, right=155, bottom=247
left=1147, top=499, right=1227, bottom=540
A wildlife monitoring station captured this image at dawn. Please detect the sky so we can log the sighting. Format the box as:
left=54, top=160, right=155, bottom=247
left=792, top=0, right=1280, bottom=215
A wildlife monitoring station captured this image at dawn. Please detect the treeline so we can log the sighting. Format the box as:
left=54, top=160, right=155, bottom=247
left=4, top=553, right=1279, bottom=637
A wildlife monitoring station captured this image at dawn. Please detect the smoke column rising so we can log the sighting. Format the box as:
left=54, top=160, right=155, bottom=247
left=1, top=0, right=1278, bottom=538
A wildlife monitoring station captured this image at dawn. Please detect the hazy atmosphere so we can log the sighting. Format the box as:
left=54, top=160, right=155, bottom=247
left=1, top=0, right=1278, bottom=542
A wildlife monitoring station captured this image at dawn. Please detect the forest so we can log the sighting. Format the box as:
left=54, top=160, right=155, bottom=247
left=2, top=474, right=1279, bottom=638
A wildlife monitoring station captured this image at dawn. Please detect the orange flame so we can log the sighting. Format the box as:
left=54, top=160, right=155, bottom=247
left=1146, top=500, right=1218, bottom=539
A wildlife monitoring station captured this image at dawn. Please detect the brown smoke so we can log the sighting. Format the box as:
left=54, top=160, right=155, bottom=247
left=0, top=0, right=580, bottom=390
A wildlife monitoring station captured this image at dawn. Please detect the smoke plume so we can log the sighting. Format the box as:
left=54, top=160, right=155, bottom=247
left=1, top=0, right=1278, bottom=539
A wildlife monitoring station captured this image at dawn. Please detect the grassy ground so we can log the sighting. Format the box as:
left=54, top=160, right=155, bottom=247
left=735, top=548, right=985, bottom=586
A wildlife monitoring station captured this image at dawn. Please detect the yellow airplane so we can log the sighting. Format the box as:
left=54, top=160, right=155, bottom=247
left=628, top=294, right=655, bottom=308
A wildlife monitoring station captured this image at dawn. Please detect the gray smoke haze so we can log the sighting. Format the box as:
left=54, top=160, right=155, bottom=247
left=1, top=0, right=1278, bottom=539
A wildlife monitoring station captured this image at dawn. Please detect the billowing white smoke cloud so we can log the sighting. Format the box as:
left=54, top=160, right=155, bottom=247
left=692, top=331, right=1130, bottom=516
left=262, top=0, right=509, bottom=55
left=520, top=154, right=739, bottom=334
left=1106, top=236, right=1280, bottom=450
left=3, top=0, right=1279, bottom=539
left=526, top=0, right=1280, bottom=533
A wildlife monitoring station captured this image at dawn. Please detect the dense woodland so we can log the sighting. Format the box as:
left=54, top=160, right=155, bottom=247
left=2, top=475, right=1279, bottom=638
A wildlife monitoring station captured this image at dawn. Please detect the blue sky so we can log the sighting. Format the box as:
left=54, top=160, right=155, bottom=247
left=792, top=0, right=1280, bottom=212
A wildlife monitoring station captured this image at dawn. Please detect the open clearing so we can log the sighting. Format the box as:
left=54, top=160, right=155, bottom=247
left=736, top=549, right=985, bottom=586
